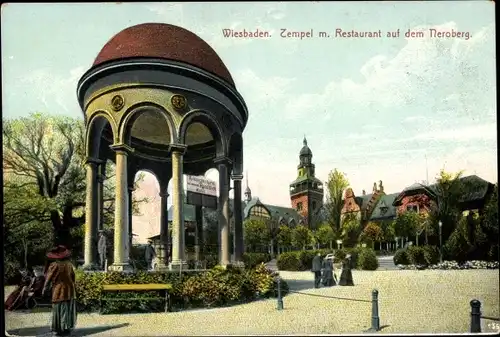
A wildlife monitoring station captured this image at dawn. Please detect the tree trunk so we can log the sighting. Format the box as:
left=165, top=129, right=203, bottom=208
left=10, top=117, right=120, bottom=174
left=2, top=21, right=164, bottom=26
left=270, top=239, right=274, bottom=257
left=416, top=235, right=419, bottom=246
left=329, top=240, right=333, bottom=249
left=425, top=230, right=429, bottom=245
left=23, top=240, right=28, bottom=269
left=302, top=245, right=305, bottom=251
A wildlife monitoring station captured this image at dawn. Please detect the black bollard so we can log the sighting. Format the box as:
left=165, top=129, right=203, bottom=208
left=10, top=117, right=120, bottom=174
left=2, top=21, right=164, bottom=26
left=277, top=276, right=284, bottom=310
left=470, top=300, right=482, bottom=333
left=370, top=289, right=380, bottom=332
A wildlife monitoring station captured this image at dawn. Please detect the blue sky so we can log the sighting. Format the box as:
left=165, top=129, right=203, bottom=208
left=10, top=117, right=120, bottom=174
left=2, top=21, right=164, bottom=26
left=2, top=2, right=497, bottom=240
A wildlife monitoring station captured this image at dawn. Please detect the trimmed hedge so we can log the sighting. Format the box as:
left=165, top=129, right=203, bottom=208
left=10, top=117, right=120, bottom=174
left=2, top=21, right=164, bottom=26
left=394, top=245, right=441, bottom=266
left=357, top=248, right=379, bottom=270
left=393, top=248, right=409, bottom=265
left=75, top=263, right=287, bottom=313
left=242, top=252, right=272, bottom=269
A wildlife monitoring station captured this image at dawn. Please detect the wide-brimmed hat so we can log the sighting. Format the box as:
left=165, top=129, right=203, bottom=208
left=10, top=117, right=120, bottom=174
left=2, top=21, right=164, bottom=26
left=46, top=245, right=71, bottom=260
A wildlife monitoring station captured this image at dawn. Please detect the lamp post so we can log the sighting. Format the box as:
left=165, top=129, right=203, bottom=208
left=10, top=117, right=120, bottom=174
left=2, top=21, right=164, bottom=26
left=438, top=221, right=443, bottom=263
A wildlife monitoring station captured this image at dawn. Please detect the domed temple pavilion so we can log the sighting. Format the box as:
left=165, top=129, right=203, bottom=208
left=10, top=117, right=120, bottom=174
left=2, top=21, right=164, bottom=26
left=77, top=23, right=248, bottom=271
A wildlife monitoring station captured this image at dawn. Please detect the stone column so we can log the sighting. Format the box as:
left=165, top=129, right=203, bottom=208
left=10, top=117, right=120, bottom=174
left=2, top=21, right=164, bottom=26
left=158, top=189, right=169, bottom=269
left=215, top=157, right=231, bottom=266
left=97, top=163, right=106, bottom=232
left=194, top=205, right=203, bottom=261
left=83, top=159, right=99, bottom=270
left=108, top=144, right=133, bottom=272
left=128, top=184, right=134, bottom=254
left=232, top=174, right=244, bottom=265
left=169, top=144, right=188, bottom=270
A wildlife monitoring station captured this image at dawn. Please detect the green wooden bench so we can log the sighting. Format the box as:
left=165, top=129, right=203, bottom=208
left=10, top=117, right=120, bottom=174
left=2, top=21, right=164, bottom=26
left=100, top=283, right=173, bottom=314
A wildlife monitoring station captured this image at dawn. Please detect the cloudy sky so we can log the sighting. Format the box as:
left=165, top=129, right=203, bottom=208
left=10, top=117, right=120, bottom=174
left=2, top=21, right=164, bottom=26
left=2, top=2, right=496, bottom=242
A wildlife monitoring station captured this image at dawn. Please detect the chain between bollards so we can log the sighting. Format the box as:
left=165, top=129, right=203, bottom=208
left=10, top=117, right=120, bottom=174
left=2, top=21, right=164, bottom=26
left=277, top=276, right=284, bottom=310
left=470, top=299, right=481, bottom=333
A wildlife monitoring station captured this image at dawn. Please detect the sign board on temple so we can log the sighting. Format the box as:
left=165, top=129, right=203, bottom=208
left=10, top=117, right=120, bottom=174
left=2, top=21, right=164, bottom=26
left=186, top=175, right=218, bottom=209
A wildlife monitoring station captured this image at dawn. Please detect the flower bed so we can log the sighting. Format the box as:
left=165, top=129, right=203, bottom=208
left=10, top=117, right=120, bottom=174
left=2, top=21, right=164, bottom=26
left=398, top=260, right=499, bottom=270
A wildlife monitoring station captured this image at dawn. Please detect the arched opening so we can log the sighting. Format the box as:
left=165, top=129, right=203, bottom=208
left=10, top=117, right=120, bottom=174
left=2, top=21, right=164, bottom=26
left=122, top=106, right=174, bottom=155
left=86, top=113, right=114, bottom=160
left=129, top=169, right=164, bottom=270
left=179, top=111, right=226, bottom=158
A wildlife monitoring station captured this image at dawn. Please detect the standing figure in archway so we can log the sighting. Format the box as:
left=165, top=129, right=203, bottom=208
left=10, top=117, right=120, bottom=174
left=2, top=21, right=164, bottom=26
left=98, top=230, right=107, bottom=271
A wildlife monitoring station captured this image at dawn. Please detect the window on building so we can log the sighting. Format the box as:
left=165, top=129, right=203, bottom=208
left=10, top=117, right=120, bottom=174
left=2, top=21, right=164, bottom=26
left=297, top=202, right=303, bottom=211
left=312, top=201, right=317, bottom=210
left=406, top=205, right=419, bottom=213
left=250, top=206, right=271, bottom=218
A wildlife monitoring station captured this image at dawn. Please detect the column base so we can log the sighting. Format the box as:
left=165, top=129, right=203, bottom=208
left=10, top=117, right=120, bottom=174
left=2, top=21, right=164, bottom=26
left=231, top=260, right=245, bottom=269
left=81, top=263, right=100, bottom=271
left=108, top=263, right=134, bottom=273
left=168, top=260, right=189, bottom=271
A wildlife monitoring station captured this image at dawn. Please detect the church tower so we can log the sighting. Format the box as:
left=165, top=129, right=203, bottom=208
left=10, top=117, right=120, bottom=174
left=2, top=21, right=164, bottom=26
left=289, top=137, right=324, bottom=226
left=244, top=172, right=252, bottom=203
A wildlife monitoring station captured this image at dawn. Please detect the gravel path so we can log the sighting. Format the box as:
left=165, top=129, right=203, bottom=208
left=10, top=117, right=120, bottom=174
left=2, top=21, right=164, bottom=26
left=5, top=270, right=499, bottom=336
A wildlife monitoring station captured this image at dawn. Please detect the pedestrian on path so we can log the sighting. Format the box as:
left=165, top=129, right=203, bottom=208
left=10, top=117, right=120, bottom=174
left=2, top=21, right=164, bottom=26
left=311, top=252, right=323, bottom=288
left=338, top=254, right=354, bottom=286
left=42, top=246, right=77, bottom=336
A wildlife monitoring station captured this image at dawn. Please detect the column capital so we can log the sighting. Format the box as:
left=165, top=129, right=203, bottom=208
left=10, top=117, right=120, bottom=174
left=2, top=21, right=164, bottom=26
left=128, top=186, right=135, bottom=192
left=159, top=192, right=170, bottom=198
left=110, top=143, right=135, bottom=155
left=85, top=157, right=104, bottom=166
left=214, top=156, right=233, bottom=166
left=231, top=174, right=244, bottom=181
left=169, top=143, right=187, bottom=155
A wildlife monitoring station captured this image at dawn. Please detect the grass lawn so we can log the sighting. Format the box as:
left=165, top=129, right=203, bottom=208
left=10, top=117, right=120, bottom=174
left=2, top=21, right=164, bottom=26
left=4, top=269, right=500, bottom=335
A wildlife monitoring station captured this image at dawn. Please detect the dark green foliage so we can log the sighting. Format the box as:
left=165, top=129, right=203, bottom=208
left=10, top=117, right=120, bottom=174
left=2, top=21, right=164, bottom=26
left=393, top=248, right=409, bottom=265
left=75, top=264, right=287, bottom=313
left=422, top=245, right=440, bottom=265
left=242, top=252, right=272, bottom=269
left=406, top=246, right=427, bottom=265
left=356, top=248, right=379, bottom=270
left=276, top=252, right=303, bottom=271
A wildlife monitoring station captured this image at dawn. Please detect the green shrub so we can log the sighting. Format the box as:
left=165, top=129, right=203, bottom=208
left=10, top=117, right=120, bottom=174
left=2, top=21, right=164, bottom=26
left=242, top=253, right=271, bottom=269
left=422, top=245, right=440, bottom=265
left=407, top=246, right=427, bottom=265
left=333, top=249, right=347, bottom=263
left=356, top=248, right=379, bottom=270
left=393, top=248, right=409, bottom=265
left=75, top=264, right=287, bottom=313
left=276, top=252, right=301, bottom=271
left=3, top=258, right=22, bottom=285
left=297, top=250, right=316, bottom=270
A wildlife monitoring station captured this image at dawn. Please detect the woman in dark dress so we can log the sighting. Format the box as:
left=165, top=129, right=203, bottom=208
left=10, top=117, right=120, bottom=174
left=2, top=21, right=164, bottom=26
left=338, top=254, right=355, bottom=286
left=321, top=258, right=336, bottom=287
left=43, top=246, right=77, bottom=336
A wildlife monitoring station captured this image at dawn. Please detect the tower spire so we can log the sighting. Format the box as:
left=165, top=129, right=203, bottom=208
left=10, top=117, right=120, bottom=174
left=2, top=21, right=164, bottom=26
left=303, top=135, right=307, bottom=146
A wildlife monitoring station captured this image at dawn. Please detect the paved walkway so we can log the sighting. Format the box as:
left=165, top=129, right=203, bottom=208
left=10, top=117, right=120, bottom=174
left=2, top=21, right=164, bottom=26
left=5, top=270, right=499, bottom=335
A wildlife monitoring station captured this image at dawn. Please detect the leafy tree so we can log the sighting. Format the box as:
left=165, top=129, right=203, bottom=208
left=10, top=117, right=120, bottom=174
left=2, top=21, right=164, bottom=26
left=359, top=222, right=383, bottom=249
left=379, top=220, right=395, bottom=251
left=392, top=211, right=420, bottom=244
left=480, top=184, right=499, bottom=260
left=340, top=212, right=361, bottom=248
left=421, top=170, right=483, bottom=244
left=277, top=225, right=292, bottom=252
left=291, top=224, right=312, bottom=250
left=316, top=223, right=336, bottom=249
left=267, top=219, right=280, bottom=256
left=3, top=113, right=148, bottom=249
left=323, top=169, right=350, bottom=235
left=243, top=219, right=270, bottom=252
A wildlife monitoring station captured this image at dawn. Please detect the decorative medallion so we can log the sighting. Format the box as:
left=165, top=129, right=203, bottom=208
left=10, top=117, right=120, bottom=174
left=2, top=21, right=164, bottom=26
left=171, top=94, right=187, bottom=111
left=111, top=95, right=124, bottom=111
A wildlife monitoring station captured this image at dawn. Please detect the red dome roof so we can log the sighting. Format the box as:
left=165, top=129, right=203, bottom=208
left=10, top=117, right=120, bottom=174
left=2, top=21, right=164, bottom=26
left=93, top=23, right=234, bottom=86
